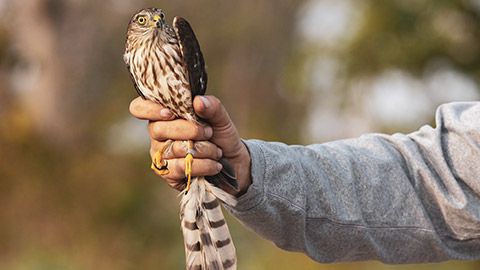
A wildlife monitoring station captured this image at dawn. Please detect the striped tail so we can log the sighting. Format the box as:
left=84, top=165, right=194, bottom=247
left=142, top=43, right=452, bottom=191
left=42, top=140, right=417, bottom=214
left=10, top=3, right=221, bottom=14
left=180, top=177, right=237, bottom=270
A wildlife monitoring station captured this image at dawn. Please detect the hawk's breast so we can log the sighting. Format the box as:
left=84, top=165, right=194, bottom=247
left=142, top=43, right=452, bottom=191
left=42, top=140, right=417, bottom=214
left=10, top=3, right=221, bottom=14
left=130, top=40, right=196, bottom=122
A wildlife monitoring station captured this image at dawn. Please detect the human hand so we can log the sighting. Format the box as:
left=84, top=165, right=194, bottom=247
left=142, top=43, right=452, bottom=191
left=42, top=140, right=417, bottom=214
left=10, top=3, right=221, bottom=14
left=129, top=96, right=252, bottom=196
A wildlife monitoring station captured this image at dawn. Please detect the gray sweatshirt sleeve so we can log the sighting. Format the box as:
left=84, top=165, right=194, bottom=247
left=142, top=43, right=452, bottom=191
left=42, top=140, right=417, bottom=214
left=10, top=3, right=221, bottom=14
left=225, top=102, right=480, bottom=264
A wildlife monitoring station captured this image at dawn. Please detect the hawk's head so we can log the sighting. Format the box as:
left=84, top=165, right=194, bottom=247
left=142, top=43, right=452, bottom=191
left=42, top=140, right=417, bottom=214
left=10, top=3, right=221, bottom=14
left=126, top=8, right=176, bottom=44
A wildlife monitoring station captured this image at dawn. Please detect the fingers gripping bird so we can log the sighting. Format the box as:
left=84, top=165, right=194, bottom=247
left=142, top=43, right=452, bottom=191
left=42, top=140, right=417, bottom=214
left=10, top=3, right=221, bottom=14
left=124, top=8, right=238, bottom=270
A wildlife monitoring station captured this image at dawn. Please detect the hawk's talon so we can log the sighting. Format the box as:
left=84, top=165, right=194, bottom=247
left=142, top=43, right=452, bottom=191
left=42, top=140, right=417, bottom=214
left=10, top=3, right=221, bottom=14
left=151, top=159, right=169, bottom=175
left=151, top=139, right=173, bottom=175
left=158, top=161, right=169, bottom=171
left=152, top=160, right=169, bottom=174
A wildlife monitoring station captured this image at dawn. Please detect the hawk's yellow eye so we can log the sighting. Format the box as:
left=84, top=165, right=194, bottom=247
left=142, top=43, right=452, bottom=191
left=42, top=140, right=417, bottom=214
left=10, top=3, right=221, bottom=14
left=137, top=16, right=147, bottom=25
left=160, top=13, right=165, bottom=20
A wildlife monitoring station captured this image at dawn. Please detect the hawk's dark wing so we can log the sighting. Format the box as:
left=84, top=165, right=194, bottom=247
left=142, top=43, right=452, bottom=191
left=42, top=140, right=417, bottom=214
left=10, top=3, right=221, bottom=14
left=173, top=16, right=207, bottom=98
left=174, top=16, right=238, bottom=191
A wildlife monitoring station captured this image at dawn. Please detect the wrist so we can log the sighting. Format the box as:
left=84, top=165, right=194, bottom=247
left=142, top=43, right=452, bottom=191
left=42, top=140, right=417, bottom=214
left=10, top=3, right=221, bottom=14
left=221, top=141, right=252, bottom=197
left=232, top=142, right=252, bottom=197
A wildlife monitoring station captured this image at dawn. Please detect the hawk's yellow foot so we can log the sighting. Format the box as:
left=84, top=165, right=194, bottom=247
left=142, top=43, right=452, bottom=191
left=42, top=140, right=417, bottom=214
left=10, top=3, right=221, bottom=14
left=151, top=139, right=173, bottom=175
left=184, top=140, right=194, bottom=192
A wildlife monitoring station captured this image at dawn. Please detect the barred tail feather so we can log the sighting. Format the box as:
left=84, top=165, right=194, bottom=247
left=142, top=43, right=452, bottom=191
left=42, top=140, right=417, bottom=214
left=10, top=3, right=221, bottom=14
left=180, top=177, right=237, bottom=270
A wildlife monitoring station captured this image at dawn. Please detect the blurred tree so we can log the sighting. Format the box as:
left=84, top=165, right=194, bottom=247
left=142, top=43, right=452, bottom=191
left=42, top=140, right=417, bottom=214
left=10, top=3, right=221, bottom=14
left=346, top=0, right=480, bottom=77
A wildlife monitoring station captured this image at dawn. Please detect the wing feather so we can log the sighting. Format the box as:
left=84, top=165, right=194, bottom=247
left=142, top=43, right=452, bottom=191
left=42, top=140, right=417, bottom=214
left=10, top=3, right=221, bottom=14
left=173, top=18, right=238, bottom=191
left=205, top=158, right=239, bottom=191
left=173, top=16, right=207, bottom=98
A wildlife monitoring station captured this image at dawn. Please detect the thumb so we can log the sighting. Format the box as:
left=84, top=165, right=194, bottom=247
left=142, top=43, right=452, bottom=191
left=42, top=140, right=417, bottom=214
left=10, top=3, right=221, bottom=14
left=193, top=95, right=242, bottom=157
left=194, top=95, right=251, bottom=196
left=194, top=95, right=232, bottom=129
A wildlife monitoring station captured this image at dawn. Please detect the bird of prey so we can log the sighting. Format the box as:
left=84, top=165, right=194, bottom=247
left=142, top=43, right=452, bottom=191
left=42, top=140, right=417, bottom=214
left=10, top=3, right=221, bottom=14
left=124, top=8, right=238, bottom=270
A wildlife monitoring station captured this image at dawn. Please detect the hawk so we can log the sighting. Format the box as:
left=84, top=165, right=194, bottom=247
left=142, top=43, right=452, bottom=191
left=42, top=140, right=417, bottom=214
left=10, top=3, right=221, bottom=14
left=124, top=8, right=238, bottom=270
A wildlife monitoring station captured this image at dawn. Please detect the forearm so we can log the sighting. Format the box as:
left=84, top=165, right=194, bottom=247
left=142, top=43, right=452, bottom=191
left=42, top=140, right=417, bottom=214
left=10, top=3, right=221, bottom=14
left=225, top=102, right=480, bottom=264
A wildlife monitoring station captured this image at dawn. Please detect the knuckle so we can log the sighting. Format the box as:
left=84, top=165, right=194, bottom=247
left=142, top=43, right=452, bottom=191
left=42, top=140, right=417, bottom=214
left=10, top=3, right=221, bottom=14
left=147, top=121, right=156, bottom=138
left=170, top=141, right=182, bottom=157
left=172, top=159, right=185, bottom=175
left=209, top=159, right=222, bottom=174
left=210, top=96, right=220, bottom=106
left=149, top=122, right=163, bottom=140
left=190, top=125, right=202, bottom=138
left=198, top=142, right=216, bottom=158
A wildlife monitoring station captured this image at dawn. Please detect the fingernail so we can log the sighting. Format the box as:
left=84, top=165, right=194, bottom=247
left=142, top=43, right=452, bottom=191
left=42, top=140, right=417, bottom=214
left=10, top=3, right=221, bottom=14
left=204, top=126, right=213, bottom=138
left=216, top=148, right=223, bottom=159
left=160, top=108, right=172, bottom=118
left=216, top=162, right=223, bottom=171
left=200, top=96, right=211, bottom=109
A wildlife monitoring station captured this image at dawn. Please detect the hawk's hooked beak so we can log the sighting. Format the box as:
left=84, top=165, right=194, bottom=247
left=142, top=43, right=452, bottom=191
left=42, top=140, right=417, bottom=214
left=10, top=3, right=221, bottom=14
left=153, top=15, right=163, bottom=28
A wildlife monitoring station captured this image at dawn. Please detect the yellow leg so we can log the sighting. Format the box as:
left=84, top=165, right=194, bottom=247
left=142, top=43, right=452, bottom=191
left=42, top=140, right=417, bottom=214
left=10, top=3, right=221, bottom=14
left=184, top=140, right=194, bottom=192
left=151, top=139, right=173, bottom=175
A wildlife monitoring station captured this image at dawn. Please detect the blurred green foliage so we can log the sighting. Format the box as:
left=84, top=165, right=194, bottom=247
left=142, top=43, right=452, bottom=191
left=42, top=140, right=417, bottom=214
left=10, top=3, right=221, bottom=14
left=345, top=0, right=480, bottom=77
left=0, top=0, right=479, bottom=269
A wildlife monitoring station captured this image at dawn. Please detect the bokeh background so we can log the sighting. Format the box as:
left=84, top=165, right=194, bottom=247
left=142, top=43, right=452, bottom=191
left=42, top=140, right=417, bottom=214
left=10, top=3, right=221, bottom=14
left=0, top=0, right=479, bottom=269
